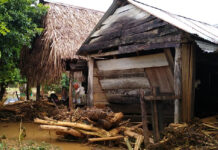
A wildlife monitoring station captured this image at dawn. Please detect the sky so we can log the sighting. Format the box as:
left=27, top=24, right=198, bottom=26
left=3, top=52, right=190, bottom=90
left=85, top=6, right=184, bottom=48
left=45, top=0, right=218, bottom=25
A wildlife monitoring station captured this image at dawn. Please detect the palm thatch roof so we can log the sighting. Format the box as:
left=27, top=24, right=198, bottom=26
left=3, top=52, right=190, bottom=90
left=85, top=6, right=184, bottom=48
left=20, top=2, right=103, bottom=85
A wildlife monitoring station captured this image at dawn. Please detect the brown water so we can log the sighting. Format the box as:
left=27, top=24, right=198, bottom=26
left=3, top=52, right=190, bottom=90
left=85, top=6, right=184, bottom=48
left=0, top=122, right=93, bottom=150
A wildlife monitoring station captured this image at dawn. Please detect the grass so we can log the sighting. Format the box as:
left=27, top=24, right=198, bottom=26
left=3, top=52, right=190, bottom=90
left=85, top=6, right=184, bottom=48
left=0, top=139, right=61, bottom=150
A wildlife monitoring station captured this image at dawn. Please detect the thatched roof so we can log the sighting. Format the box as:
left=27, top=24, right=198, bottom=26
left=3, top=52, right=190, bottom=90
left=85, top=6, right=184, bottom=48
left=20, top=2, right=103, bottom=85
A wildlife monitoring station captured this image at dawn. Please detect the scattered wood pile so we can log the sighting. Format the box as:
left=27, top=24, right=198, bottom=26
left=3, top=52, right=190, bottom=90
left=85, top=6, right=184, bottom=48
left=0, top=100, right=58, bottom=121
left=147, top=116, right=218, bottom=150
left=34, top=107, right=149, bottom=150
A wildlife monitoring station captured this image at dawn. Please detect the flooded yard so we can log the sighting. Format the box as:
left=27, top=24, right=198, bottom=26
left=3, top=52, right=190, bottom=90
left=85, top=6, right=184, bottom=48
left=0, top=122, right=98, bottom=150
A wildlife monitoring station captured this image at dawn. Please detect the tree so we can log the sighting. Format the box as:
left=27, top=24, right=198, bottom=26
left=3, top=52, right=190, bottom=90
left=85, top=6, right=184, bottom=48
left=0, top=0, right=48, bottom=100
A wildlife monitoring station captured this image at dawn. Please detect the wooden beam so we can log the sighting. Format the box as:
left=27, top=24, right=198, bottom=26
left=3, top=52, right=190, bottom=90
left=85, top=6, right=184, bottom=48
left=151, top=88, right=160, bottom=142
left=87, top=58, right=94, bottom=106
left=164, top=48, right=174, bottom=72
left=174, top=47, right=182, bottom=123
left=181, top=43, right=196, bottom=122
left=68, top=72, right=73, bottom=111
left=90, top=50, right=119, bottom=58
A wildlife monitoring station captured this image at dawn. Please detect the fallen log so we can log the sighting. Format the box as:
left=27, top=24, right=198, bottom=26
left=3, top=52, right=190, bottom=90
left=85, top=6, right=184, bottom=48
left=40, top=125, right=83, bottom=137
left=34, top=118, right=110, bottom=136
left=88, top=136, right=124, bottom=142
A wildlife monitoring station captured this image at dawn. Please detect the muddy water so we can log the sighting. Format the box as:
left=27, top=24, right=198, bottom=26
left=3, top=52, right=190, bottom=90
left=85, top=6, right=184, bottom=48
left=0, top=122, right=92, bottom=150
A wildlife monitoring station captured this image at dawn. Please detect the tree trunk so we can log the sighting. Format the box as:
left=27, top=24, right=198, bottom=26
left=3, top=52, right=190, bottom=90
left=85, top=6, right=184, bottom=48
left=0, top=83, right=6, bottom=101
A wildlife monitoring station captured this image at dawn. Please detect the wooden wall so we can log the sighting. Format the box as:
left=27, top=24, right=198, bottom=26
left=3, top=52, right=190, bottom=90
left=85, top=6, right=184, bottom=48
left=92, top=52, right=174, bottom=114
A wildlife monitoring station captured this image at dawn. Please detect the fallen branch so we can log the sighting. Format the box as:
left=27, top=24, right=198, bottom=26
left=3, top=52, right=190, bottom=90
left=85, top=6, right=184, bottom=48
left=88, top=136, right=124, bottom=142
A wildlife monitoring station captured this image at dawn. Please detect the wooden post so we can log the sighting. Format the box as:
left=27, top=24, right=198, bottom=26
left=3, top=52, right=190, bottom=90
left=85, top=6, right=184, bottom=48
left=151, top=88, right=160, bottom=142
left=174, top=47, right=182, bottom=123
left=139, top=89, right=149, bottom=146
left=69, top=71, right=73, bottom=111
left=181, top=44, right=195, bottom=122
left=87, top=58, right=94, bottom=106
left=36, top=83, right=40, bottom=100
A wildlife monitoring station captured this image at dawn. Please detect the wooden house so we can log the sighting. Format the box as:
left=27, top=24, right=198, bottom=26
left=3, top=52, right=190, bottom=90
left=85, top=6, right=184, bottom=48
left=77, top=0, right=218, bottom=123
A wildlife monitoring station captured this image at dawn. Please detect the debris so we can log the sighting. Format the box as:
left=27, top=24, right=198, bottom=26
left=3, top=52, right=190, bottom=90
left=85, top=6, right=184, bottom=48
left=147, top=116, right=218, bottom=150
left=34, top=107, right=147, bottom=149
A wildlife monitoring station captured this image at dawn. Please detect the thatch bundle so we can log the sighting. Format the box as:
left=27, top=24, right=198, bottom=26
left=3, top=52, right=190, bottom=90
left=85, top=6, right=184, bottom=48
left=20, top=2, right=103, bottom=85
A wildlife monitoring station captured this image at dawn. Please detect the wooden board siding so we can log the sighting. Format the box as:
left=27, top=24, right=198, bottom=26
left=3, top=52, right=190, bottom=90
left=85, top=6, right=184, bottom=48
left=100, top=77, right=150, bottom=90
left=96, top=53, right=168, bottom=71
left=145, top=66, right=174, bottom=93
left=93, top=65, right=108, bottom=107
left=181, top=43, right=195, bottom=122
left=79, top=4, right=181, bottom=55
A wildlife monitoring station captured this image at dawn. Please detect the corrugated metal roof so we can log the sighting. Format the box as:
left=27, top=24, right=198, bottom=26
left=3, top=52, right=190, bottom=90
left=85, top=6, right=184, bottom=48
left=128, top=0, right=218, bottom=44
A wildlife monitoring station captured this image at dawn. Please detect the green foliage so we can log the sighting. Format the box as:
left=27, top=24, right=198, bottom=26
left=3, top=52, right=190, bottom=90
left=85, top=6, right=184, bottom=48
left=0, top=0, right=48, bottom=89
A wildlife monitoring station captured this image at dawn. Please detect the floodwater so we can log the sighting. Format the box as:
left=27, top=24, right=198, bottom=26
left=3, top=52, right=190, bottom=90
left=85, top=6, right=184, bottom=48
left=0, top=122, right=93, bottom=150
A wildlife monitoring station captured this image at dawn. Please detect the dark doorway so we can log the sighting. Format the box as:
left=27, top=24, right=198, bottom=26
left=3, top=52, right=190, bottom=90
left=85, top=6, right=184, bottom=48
left=195, top=49, right=218, bottom=118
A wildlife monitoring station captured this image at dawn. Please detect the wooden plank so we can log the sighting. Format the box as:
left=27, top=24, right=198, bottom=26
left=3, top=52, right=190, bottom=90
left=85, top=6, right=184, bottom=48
left=105, top=89, right=151, bottom=97
left=102, top=6, right=141, bottom=25
left=174, top=47, right=182, bottom=123
left=123, top=15, right=155, bottom=29
left=100, top=77, right=150, bottom=90
left=79, top=38, right=120, bottom=54
left=97, top=53, right=168, bottom=71
left=181, top=43, right=195, bottom=122
left=90, top=23, right=122, bottom=40
left=97, top=68, right=146, bottom=79
left=164, top=48, right=174, bottom=72
left=145, top=66, right=174, bottom=93
left=90, top=51, right=119, bottom=58
left=122, top=19, right=166, bottom=36
left=93, top=67, right=107, bottom=105
left=119, top=35, right=181, bottom=54
left=109, top=103, right=142, bottom=114
left=87, top=58, right=94, bottom=106
left=113, top=4, right=135, bottom=14
left=121, top=29, right=159, bottom=45
left=106, top=94, right=139, bottom=104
